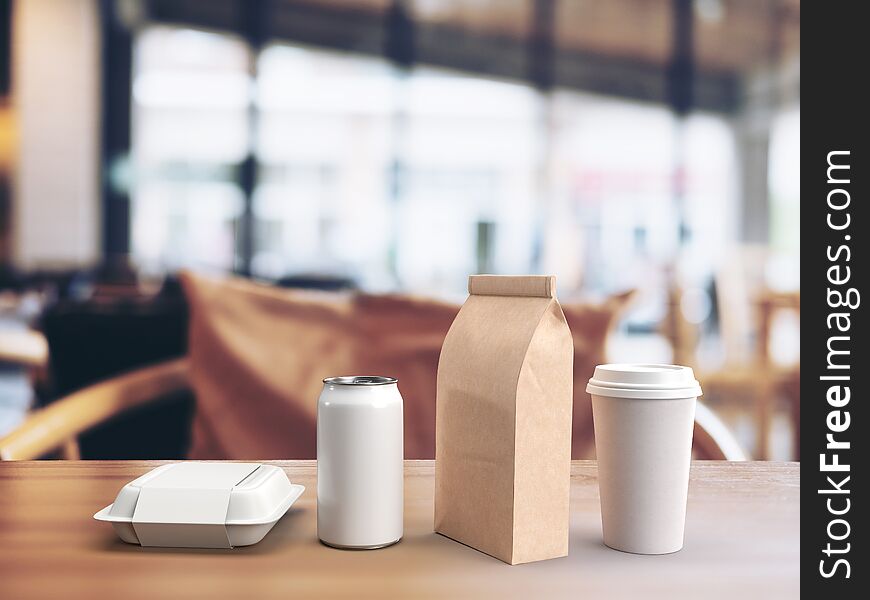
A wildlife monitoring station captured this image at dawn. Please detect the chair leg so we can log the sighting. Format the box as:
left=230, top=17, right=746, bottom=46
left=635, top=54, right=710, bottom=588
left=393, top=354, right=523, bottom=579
left=61, top=439, right=81, bottom=460
left=755, top=379, right=774, bottom=461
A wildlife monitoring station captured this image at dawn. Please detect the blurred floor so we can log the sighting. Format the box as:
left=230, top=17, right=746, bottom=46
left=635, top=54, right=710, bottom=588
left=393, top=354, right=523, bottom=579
left=0, top=317, right=33, bottom=436
left=0, top=364, right=29, bottom=436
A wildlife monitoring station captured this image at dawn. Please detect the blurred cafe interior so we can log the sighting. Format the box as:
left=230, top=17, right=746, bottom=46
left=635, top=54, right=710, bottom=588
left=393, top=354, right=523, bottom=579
left=0, top=0, right=799, bottom=462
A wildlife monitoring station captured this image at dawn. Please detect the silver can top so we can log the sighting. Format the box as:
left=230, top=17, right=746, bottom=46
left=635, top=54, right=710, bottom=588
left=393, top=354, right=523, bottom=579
left=322, top=376, right=398, bottom=386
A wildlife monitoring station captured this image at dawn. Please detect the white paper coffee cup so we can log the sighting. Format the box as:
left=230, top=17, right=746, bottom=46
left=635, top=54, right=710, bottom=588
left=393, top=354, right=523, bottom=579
left=587, top=364, right=702, bottom=555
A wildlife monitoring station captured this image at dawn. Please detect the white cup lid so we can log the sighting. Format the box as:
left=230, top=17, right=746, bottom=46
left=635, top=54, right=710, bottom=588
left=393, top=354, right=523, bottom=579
left=586, top=363, right=702, bottom=399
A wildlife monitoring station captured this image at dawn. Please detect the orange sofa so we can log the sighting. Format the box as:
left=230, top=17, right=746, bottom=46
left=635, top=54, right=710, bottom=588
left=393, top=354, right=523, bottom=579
left=180, top=272, right=631, bottom=460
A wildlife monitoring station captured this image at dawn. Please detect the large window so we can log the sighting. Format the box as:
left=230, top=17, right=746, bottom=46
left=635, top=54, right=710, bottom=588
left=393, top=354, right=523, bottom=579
left=255, top=49, right=540, bottom=295
left=131, top=28, right=250, bottom=273
left=394, top=67, right=539, bottom=294
left=254, top=45, right=396, bottom=287
left=130, top=26, right=741, bottom=302
left=767, top=105, right=800, bottom=290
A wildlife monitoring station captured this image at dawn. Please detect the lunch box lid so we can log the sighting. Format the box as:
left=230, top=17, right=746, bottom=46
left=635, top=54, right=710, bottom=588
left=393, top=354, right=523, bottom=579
left=94, top=463, right=304, bottom=534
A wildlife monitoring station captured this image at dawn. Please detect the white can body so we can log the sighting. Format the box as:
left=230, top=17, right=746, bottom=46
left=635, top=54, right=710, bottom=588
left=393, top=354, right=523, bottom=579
left=317, top=376, right=404, bottom=549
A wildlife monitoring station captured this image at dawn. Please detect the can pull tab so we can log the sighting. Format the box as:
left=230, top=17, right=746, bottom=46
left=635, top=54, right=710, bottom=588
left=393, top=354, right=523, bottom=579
left=323, top=376, right=398, bottom=386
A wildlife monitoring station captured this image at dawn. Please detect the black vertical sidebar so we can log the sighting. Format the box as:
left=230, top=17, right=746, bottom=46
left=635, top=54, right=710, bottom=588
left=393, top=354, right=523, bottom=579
left=803, top=2, right=866, bottom=597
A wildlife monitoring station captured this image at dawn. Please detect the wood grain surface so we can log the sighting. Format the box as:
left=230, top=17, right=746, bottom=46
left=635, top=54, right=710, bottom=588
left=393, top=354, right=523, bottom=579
left=0, top=460, right=799, bottom=599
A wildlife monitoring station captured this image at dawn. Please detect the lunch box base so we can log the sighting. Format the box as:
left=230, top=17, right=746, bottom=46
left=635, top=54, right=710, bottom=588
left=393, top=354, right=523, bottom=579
left=110, top=521, right=281, bottom=548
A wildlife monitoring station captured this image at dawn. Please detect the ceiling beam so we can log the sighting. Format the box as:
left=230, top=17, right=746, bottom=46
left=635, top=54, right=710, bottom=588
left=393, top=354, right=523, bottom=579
left=144, top=0, right=741, bottom=113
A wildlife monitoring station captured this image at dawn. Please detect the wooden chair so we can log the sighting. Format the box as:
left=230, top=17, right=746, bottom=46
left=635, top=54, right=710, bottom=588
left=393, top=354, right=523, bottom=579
left=0, top=358, right=188, bottom=460
left=0, top=356, right=744, bottom=461
left=756, top=291, right=800, bottom=459
left=664, top=279, right=800, bottom=459
left=694, top=402, right=747, bottom=461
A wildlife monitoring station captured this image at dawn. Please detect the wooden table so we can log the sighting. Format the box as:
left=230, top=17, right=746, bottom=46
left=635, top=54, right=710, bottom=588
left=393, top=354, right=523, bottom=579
left=0, top=460, right=799, bottom=599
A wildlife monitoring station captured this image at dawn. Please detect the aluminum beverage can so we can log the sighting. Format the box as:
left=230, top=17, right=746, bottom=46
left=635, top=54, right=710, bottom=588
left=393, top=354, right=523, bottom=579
left=317, top=376, right=404, bottom=549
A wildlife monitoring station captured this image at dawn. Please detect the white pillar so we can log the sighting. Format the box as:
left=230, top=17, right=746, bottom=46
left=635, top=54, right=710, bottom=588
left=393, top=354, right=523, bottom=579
left=12, top=0, right=101, bottom=269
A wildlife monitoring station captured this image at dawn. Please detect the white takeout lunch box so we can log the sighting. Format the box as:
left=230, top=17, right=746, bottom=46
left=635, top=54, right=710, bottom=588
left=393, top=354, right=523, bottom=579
left=94, top=462, right=304, bottom=548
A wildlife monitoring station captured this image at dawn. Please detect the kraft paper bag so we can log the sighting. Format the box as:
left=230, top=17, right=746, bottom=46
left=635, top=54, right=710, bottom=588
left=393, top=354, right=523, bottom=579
left=434, top=275, right=574, bottom=565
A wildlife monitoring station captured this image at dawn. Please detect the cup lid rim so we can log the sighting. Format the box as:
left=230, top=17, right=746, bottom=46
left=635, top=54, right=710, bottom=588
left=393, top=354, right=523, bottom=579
left=586, top=363, right=702, bottom=399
